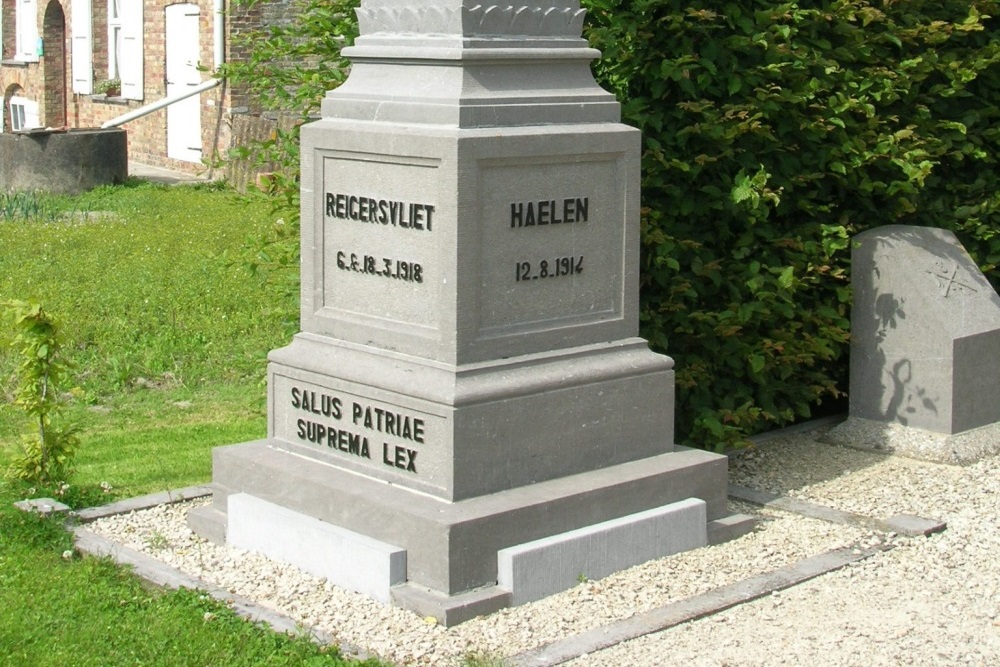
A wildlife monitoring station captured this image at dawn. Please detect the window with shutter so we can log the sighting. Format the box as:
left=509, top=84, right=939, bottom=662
left=72, top=0, right=93, bottom=94
left=10, top=96, right=40, bottom=131
left=107, top=0, right=120, bottom=78
left=118, top=0, right=143, bottom=100
left=16, top=0, right=39, bottom=62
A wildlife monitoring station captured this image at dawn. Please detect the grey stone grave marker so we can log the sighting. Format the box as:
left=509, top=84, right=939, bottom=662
left=189, top=0, right=752, bottom=624
left=826, top=224, right=1000, bottom=463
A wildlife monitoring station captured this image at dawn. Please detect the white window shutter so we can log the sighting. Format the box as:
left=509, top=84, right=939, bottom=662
left=72, top=0, right=93, bottom=94
left=17, top=0, right=38, bottom=61
left=120, top=0, right=143, bottom=100
left=24, top=99, right=40, bottom=129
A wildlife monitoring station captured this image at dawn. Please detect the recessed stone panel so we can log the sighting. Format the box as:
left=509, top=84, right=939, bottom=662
left=316, top=151, right=442, bottom=334
left=476, top=155, right=625, bottom=335
left=269, top=370, right=451, bottom=497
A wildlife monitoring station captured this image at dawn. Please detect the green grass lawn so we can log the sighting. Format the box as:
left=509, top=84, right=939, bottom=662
left=0, top=181, right=387, bottom=666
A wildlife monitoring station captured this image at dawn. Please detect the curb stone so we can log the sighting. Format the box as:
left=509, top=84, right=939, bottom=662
left=75, top=485, right=212, bottom=522
left=728, top=485, right=947, bottom=536
left=509, top=481, right=948, bottom=666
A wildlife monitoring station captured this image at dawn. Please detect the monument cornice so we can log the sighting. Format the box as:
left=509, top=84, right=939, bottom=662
left=342, top=44, right=601, bottom=62
left=356, top=3, right=588, bottom=38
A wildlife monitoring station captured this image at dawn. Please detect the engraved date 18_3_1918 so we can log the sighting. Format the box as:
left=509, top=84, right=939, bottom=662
left=336, top=251, right=424, bottom=283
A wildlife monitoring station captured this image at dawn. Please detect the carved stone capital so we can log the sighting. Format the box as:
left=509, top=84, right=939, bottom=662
left=356, top=3, right=587, bottom=38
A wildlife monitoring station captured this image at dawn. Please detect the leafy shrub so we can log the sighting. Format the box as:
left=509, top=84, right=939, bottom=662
left=586, top=0, right=1000, bottom=447
left=218, top=0, right=361, bottom=329
left=220, top=0, right=360, bottom=209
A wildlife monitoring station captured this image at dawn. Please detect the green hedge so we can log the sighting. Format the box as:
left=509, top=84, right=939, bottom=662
left=585, top=0, right=1000, bottom=448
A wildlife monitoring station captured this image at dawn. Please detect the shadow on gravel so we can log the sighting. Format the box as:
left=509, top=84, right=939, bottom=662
left=727, top=418, right=896, bottom=498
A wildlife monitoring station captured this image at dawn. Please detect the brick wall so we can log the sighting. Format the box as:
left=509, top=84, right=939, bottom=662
left=1, top=0, right=15, bottom=60
left=0, top=0, right=297, bottom=177
left=41, top=0, right=67, bottom=127
left=1, top=0, right=43, bottom=131
left=69, top=0, right=231, bottom=173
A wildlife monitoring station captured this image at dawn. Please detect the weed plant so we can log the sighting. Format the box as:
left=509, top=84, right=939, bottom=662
left=0, top=191, right=78, bottom=223
left=0, top=181, right=296, bottom=492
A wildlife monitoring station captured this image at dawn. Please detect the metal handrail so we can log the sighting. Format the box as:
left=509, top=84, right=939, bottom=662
left=100, top=78, right=222, bottom=129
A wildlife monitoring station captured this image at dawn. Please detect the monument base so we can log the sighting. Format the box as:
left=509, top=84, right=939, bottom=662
left=188, top=440, right=752, bottom=625
left=823, top=417, right=1000, bottom=465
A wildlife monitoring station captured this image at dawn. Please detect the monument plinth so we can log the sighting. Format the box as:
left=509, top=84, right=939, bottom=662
left=190, top=0, right=749, bottom=624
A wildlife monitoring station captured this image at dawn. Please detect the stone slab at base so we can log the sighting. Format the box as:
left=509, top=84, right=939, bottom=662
left=227, top=493, right=407, bottom=603
left=823, top=416, right=1000, bottom=465
left=186, top=503, right=226, bottom=545
left=881, top=514, right=947, bottom=537
left=391, top=584, right=512, bottom=627
left=188, top=438, right=731, bottom=622
left=707, top=513, right=757, bottom=545
left=13, top=498, right=71, bottom=515
left=498, top=498, right=707, bottom=605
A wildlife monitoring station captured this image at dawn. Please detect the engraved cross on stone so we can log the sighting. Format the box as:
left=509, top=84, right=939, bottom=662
left=926, top=262, right=978, bottom=298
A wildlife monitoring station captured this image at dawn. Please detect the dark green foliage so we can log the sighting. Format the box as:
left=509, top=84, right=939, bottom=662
left=585, top=0, right=1000, bottom=448
left=221, top=0, right=360, bottom=209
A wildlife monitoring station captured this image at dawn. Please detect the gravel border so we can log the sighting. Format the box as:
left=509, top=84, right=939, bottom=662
left=70, top=421, right=1000, bottom=666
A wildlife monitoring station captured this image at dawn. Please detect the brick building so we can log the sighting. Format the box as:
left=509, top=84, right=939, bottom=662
left=0, top=0, right=280, bottom=175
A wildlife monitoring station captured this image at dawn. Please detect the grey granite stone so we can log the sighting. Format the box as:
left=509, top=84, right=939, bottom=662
left=847, top=225, right=1000, bottom=435
left=190, top=0, right=738, bottom=619
left=706, top=514, right=757, bottom=545
left=227, top=493, right=407, bottom=603
left=14, top=498, right=71, bottom=515
left=391, top=583, right=512, bottom=627
left=882, top=513, right=947, bottom=537
left=824, top=416, right=1000, bottom=465
left=190, top=441, right=729, bottom=601
left=497, top=499, right=707, bottom=606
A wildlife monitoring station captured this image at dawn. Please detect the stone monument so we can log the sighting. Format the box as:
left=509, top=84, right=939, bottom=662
left=826, top=224, right=1000, bottom=463
left=189, top=0, right=751, bottom=624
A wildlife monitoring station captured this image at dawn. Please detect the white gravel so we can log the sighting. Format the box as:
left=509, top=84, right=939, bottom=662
left=85, top=425, right=1000, bottom=666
